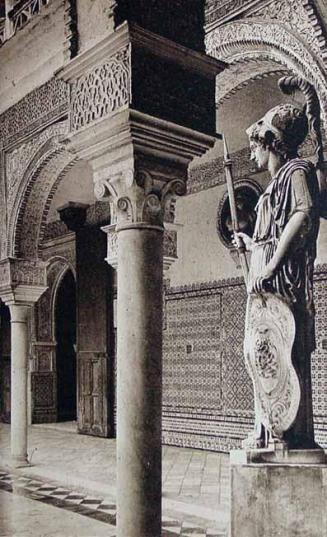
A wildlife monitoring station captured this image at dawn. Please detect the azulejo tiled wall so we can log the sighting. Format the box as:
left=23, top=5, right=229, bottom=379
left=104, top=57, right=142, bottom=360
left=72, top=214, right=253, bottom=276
left=162, top=278, right=254, bottom=452
left=162, top=270, right=327, bottom=452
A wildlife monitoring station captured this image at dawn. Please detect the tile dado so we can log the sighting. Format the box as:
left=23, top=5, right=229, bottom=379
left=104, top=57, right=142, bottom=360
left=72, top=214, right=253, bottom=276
left=163, top=271, right=327, bottom=451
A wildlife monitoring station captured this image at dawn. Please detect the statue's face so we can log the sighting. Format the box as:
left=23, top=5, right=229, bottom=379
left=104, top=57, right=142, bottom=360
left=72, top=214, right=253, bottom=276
left=250, top=141, right=269, bottom=170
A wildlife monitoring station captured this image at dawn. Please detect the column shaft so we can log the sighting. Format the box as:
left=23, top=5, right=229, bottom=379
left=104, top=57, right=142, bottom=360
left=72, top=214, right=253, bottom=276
left=116, top=224, right=163, bottom=537
left=9, top=304, right=30, bottom=466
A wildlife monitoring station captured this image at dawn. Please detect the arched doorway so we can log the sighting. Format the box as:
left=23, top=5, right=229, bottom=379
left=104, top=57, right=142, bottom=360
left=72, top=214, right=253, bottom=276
left=0, top=302, right=11, bottom=423
left=55, top=269, right=77, bottom=422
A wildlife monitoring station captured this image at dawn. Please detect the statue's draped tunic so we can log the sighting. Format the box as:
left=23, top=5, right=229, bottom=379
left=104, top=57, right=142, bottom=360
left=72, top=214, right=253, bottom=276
left=248, top=158, right=320, bottom=447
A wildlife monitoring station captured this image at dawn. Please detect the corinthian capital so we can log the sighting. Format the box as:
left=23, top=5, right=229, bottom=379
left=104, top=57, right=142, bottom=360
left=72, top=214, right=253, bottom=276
left=94, top=165, right=186, bottom=228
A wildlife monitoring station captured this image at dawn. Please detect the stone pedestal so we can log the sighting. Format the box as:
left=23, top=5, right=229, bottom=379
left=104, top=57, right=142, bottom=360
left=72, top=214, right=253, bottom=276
left=230, top=459, right=327, bottom=537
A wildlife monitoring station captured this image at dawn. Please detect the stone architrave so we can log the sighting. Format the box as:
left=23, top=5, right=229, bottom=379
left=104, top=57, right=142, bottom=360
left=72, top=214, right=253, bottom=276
left=0, top=258, right=47, bottom=467
left=56, top=21, right=225, bottom=537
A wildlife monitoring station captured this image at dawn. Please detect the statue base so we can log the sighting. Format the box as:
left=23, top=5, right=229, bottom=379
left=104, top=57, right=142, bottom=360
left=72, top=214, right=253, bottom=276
left=231, top=443, right=326, bottom=465
left=230, top=450, right=327, bottom=537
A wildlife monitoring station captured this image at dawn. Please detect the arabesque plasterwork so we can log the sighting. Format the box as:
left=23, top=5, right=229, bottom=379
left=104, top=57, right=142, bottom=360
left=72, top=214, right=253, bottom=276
left=71, top=44, right=131, bottom=131
left=246, top=0, right=327, bottom=63
left=5, top=121, right=68, bottom=217
left=206, top=19, right=327, bottom=116
left=0, top=78, right=69, bottom=149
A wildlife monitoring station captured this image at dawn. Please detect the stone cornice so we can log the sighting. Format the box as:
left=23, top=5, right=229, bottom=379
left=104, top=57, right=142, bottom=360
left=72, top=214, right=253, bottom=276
left=65, top=109, right=219, bottom=172
left=57, top=22, right=227, bottom=82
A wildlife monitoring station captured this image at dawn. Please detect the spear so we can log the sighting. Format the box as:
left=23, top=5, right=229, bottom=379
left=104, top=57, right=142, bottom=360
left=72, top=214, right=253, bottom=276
left=223, top=135, right=249, bottom=284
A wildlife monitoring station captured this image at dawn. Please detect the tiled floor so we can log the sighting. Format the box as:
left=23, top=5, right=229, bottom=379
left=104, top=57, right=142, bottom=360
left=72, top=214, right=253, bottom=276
left=0, top=423, right=230, bottom=536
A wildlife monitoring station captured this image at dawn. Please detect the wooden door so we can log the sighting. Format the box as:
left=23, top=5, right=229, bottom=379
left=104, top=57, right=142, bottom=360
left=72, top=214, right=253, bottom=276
left=76, top=226, right=114, bottom=437
left=78, top=352, right=109, bottom=435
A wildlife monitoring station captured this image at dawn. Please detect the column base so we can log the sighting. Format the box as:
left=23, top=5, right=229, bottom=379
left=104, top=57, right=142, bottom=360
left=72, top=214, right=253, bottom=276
left=230, top=457, right=327, bottom=537
left=11, top=455, right=31, bottom=469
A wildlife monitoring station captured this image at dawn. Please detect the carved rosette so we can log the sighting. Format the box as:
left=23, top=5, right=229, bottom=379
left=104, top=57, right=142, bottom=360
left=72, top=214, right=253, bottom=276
left=244, top=293, right=300, bottom=440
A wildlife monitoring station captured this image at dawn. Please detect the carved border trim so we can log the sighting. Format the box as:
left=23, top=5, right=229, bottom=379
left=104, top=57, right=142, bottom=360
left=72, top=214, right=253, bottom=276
left=0, top=78, right=69, bottom=150
left=11, top=147, right=76, bottom=258
left=206, top=20, right=327, bottom=118
left=165, top=262, right=327, bottom=298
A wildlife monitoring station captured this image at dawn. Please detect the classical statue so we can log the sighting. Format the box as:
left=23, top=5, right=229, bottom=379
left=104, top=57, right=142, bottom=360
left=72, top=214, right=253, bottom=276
left=232, top=76, right=325, bottom=451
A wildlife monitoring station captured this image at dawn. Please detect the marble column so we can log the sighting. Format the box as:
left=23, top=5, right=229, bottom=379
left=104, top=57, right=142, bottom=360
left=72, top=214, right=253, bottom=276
left=116, top=223, right=163, bottom=537
left=8, top=303, right=31, bottom=467
left=4, top=0, right=14, bottom=39
left=57, top=21, right=224, bottom=536
left=0, top=258, right=47, bottom=468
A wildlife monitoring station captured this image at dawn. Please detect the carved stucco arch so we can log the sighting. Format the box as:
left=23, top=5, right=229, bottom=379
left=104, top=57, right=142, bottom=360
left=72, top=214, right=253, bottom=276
left=10, top=146, right=77, bottom=259
left=34, top=257, right=75, bottom=344
left=206, top=20, right=327, bottom=120
left=49, top=259, right=76, bottom=342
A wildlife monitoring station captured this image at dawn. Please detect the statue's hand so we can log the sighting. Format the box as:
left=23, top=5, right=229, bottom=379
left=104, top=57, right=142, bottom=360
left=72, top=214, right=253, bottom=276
left=250, top=264, right=275, bottom=294
left=232, top=232, right=253, bottom=252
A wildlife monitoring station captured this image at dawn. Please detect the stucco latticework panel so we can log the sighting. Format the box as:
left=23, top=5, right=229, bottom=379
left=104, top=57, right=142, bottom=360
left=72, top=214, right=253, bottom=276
left=206, top=21, right=327, bottom=114
left=71, top=45, right=131, bottom=131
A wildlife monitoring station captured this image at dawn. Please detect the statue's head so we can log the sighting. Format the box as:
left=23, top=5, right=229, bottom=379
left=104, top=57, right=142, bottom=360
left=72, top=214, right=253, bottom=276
left=246, top=103, right=308, bottom=168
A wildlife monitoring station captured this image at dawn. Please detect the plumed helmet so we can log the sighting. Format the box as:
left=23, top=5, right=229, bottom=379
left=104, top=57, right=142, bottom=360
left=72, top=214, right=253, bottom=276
left=246, top=103, right=308, bottom=159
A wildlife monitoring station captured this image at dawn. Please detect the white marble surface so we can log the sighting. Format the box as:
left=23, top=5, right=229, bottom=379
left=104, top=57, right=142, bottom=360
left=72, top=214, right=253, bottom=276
left=0, top=423, right=230, bottom=535
left=0, top=489, right=114, bottom=536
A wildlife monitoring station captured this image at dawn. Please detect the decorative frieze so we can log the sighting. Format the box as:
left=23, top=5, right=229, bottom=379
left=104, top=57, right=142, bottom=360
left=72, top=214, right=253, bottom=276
left=0, top=78, right=69, bottom=149
left=206, top=21, right=327, bottom=113
left=9, top=0, right=51, bottom=38
left=0, top=257, right=47, bottom=305
left=247, top=0, right=327, bottom=62
left=205, top=0, right=260, bottom=27
left=188, top=147, right=254, bottom=194
left=5, top=121, right=68, bottom=215
left=71, top=44, right=131, bottom=131
left=58, top=23, right=225, bottom=137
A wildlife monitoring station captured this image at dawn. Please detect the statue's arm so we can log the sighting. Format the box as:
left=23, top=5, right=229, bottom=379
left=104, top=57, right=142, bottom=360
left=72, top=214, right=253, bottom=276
left=265, top=210, right=310, bottom=275
left=251, top=168, right=313, bottom=293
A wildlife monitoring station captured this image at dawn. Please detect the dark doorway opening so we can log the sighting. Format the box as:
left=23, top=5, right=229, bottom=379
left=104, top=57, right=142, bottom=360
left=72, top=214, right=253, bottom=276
left=55, top=270, right=77, bottom=422
left=0, top=302, right=11, bottom=423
